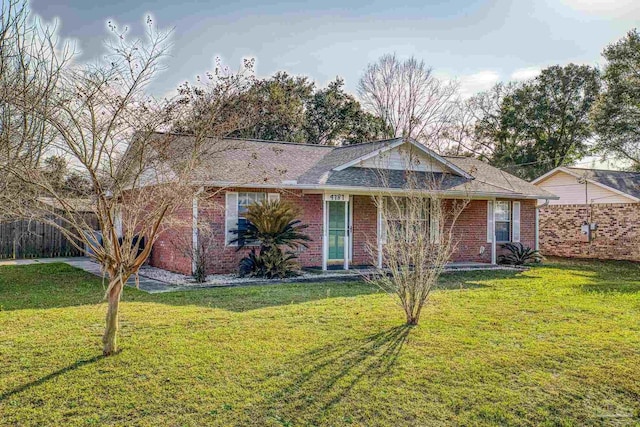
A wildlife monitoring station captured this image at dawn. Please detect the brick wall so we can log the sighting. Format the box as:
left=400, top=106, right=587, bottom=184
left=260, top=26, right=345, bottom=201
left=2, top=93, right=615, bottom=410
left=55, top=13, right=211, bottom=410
left=449, top=200, right=490, bottom=263
left=149, top=189, right=538, bottom=274
left=149, top=205, right=194, bottom=275
left=448, top=199, right=536, bottom=263
left=151, top=188, right=322, bottom=274
left=352, top=195, right=378, bottom=265
left=518, top=199, right=537, bottom=256
left=539, top=203, right=640, bottom=261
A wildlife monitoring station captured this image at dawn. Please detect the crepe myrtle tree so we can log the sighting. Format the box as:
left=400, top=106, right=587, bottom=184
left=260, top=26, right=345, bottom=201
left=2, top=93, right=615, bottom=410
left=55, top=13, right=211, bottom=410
left=5, top=12, right=251, bottom=355
left=366, top=153, right=470, bottom=325
left=0, top=0, right=73, bottom=220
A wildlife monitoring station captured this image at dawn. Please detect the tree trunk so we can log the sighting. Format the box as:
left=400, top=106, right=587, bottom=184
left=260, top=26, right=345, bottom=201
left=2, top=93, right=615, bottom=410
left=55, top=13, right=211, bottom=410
left=406, top=304, right=422, bottom=326
left=102, top=273, right=127, bottom=356
left=406, top=314, right=419, bottom=326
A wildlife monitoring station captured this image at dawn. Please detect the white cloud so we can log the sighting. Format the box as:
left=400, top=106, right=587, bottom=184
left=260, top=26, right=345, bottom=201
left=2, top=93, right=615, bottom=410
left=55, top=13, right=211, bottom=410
left=510, top=67, right=541, bottom=81
left=560, top=0, right=640, bottom=18
left=458, top=70, right=501, bottom=98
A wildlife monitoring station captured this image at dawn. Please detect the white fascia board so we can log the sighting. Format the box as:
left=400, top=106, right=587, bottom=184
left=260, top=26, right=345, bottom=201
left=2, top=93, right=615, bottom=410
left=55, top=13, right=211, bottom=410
left=531, top=167, right=565, bottom=185
left=194, top=180, right=552, bottom=200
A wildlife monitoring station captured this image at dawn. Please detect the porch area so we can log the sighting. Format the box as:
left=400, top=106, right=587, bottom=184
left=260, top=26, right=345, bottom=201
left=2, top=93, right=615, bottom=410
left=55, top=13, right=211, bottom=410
left=316, top=193, right=499, bottom=271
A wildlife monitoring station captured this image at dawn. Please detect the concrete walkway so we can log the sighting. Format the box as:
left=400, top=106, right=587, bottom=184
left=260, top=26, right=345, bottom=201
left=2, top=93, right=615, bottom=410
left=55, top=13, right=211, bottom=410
left=0, top=257, right=176, bottom=293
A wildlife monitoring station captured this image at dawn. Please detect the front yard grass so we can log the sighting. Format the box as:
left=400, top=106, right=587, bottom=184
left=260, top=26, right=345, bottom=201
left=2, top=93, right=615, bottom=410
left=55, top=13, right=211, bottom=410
left=1, top=259, right=639, bottom=426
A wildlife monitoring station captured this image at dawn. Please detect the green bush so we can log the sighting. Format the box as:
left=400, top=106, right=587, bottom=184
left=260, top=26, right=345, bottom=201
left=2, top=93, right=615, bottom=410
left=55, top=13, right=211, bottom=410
left=233, top=200, right=311, bottom=278
left=498, top=242, right=542, bottom=265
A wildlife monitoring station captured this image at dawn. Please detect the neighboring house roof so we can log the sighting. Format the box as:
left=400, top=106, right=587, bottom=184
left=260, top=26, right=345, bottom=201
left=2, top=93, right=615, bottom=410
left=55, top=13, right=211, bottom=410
left=150, top=133, right=556, bottom=200
left=532, top=167, right=640, bottom=203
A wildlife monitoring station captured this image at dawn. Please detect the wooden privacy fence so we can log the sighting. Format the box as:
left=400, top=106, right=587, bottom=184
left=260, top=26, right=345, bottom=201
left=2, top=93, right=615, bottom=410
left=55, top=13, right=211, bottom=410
left=0, top=215, right=98, bottom=259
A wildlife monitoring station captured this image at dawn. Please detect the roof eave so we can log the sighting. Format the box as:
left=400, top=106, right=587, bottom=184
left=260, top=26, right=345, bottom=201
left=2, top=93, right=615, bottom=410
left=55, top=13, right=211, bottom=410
left=193, top=180, right=558, bottom=200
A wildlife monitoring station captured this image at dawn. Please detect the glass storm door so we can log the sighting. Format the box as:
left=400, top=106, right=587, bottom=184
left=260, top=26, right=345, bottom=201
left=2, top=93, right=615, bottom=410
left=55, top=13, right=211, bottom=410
left=328, top=201, right=346, bottom=261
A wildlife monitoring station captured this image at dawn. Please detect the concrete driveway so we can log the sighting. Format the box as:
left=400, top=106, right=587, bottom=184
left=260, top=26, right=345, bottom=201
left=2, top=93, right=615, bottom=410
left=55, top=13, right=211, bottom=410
left=0, top=257, right=174, bottom=293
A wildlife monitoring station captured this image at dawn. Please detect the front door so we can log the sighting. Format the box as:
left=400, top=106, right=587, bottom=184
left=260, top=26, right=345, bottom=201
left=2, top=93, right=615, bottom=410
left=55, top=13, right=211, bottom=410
left=328, top=201, right=346, bottom=262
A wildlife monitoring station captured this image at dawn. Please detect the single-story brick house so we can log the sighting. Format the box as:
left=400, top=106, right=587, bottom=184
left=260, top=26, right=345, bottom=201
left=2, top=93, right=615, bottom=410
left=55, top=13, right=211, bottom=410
left=533, top=167, right=640, bottom=261
left=146, top=134, right=557, bottom=275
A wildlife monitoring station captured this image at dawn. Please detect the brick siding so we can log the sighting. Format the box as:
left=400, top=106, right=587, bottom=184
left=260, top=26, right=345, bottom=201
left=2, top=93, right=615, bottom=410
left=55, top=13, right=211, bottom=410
left=149, top=205, right=193, bottom=275
left=351, top=195, right=378, bottom=265
left=149, top=188, right=537, bottom=274
left=539, top=203, right=640, bottom=261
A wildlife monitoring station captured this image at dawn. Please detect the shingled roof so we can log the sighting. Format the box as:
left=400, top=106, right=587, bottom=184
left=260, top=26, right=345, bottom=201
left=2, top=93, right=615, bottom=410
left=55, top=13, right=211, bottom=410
left=564, top=167, right=640, bottom=200
left=150, top=133, right=556, bottom=200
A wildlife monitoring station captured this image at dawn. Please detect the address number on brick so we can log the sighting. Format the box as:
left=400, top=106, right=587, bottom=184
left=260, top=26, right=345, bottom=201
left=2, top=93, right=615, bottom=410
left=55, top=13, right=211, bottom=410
left=324, top=194, right=348, bottom=201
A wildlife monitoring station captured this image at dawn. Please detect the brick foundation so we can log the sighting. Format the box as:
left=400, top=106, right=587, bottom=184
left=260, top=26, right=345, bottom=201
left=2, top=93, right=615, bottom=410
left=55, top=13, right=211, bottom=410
left=539, top=203, right=640, bottom=261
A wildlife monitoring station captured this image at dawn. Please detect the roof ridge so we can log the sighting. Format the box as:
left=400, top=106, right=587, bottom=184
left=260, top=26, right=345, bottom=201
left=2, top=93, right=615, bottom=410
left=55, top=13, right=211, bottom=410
left=333, top=137, right=404, bottom=149
left=151, top=131, right=335, bottom=148
left=567, top=166, right=640, bottom=174
left=224, top=137, right=335, bottom=148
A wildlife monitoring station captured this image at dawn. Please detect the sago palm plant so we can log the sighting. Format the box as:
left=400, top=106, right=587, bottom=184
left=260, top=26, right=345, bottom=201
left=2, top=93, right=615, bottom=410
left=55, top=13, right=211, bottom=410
left=232, top=200, right=311, bottom=278
left=498, top=242, right=543, bottom=265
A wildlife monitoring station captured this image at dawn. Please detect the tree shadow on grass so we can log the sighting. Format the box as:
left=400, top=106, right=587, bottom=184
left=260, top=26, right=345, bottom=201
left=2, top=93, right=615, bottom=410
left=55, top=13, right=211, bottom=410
left=151, top=270, right=528, bottom=313
left=0, top=263, right=384, bottom=312
left=0, top=355, right=105, bottom=402
left=254, top=325, right=412, bottom=425
left=145, top=281, right=384, bottom=313
left=2, top=263, right=529, bottom=313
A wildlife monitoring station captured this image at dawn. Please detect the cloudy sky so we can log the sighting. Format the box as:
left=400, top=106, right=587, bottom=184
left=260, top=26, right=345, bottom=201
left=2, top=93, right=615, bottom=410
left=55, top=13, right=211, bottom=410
left=30, top=0, right=639, bottom=99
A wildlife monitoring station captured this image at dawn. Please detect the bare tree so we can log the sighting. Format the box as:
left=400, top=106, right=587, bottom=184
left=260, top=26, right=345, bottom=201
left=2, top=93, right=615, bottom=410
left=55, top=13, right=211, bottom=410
left=0, top=0, right=72, bottom=219
left=357, top=53, right=459, bottom=150
left=440, top=97, right=478, bottom=156
left=366, top=153, right=469, bottom=325
left=442, top=82, right=519, bottom=159
left=5, top=11, right=250, bottom=355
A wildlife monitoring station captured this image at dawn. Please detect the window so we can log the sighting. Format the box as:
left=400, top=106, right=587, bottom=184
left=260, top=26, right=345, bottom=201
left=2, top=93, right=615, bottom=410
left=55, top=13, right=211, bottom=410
left=237, top=192, right=266, bottom=245
left=383, top=197, right=430, bottom=243
left=494, top=201, right=511, bottom=242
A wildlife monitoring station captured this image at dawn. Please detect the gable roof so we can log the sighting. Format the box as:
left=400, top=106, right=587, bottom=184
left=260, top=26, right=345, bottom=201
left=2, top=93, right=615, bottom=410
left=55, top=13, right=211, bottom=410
left=149, top=132, right=556, bottom=199
left=330, top=137, right=474, bottom=179
left=532, top=167, right=640, bottom=202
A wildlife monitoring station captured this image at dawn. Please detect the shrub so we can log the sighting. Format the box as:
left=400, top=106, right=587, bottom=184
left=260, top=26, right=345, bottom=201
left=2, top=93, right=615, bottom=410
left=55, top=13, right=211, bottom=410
left=498, top=243, right=542, bottom=265
left=238, top=247, right=299, bottom=279
left=233, top=200, right=311, bottom=278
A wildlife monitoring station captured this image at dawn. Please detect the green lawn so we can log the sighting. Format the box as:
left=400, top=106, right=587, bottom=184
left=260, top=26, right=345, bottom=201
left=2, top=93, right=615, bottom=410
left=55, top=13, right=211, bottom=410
left=1, top=260, right=639, bottom=426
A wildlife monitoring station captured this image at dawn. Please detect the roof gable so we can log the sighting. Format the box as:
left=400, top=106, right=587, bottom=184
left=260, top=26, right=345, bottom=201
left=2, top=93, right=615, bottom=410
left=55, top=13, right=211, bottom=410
left=332, top=138, right=474, bottom=179
left=533, top=167, right=640, bottom=203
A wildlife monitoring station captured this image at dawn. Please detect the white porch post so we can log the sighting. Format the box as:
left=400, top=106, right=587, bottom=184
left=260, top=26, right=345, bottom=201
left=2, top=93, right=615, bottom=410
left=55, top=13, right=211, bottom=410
left=322, top=199, right=328, bottom=271
left=192, top=187, right=204, bottom=275
left=491, top=198, right=497, bottom=265
left=344, top=197, right=349, bottom=271
left=377, top=196, right=383, bottom=269
left=192, top=196, right=198, bottom=274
